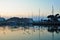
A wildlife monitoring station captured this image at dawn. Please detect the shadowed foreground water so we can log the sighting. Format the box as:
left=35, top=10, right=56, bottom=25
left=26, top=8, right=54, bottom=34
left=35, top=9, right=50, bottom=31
left=0, top=26, right=60, bottom=40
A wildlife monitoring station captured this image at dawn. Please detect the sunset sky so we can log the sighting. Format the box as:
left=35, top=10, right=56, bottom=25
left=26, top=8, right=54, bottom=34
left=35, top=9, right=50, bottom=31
left=0, top=0, right=60, bottom=17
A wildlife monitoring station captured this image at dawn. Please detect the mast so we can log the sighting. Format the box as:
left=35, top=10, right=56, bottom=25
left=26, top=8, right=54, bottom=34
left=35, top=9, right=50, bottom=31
left=52, top=5, right=54, bottom=15
left=27, top=11, right=29, bottom=18
left=39, top=8, right=40, bottom=21
left=32, top=11, right=33, bottom=19
left=0, top=13, right=1, bottom=18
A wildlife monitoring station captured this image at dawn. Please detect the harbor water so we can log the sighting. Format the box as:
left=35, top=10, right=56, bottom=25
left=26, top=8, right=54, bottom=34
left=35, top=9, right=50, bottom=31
left=0, top=26, right=60, bottom=40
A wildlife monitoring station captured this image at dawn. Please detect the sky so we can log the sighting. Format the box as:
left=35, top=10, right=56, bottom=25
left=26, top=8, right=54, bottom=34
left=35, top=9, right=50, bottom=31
left=0, top=0, right=60, bottom=18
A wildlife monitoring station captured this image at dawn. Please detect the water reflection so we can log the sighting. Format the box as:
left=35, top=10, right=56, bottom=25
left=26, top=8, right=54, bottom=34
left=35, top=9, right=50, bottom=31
left=0, top=25, right=60, bottom=40
left=48, top=26, right=60, bottom=33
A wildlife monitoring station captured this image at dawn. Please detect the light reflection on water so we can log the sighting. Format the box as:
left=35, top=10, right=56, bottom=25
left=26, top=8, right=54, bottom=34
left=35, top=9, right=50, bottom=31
left=0, top=26, right=60, bottom=40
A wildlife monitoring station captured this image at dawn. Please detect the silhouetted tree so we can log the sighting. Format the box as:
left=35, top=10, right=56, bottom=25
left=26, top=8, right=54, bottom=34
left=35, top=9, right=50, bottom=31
left=47, top=14, right=60, bottom=22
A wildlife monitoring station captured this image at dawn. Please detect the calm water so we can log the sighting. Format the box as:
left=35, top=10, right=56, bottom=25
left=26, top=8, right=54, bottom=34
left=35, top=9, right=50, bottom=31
left=0, top=26, right=60, bottom=40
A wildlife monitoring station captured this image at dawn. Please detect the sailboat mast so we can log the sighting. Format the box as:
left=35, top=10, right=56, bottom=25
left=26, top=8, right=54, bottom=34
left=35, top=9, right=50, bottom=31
left=52, top=5, right=54, bottom=15
left=0, top=13, right=1, bottom=17
left=32, top=11, right=33, bottom=19
left=39, top=8, right=40, bottom=21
